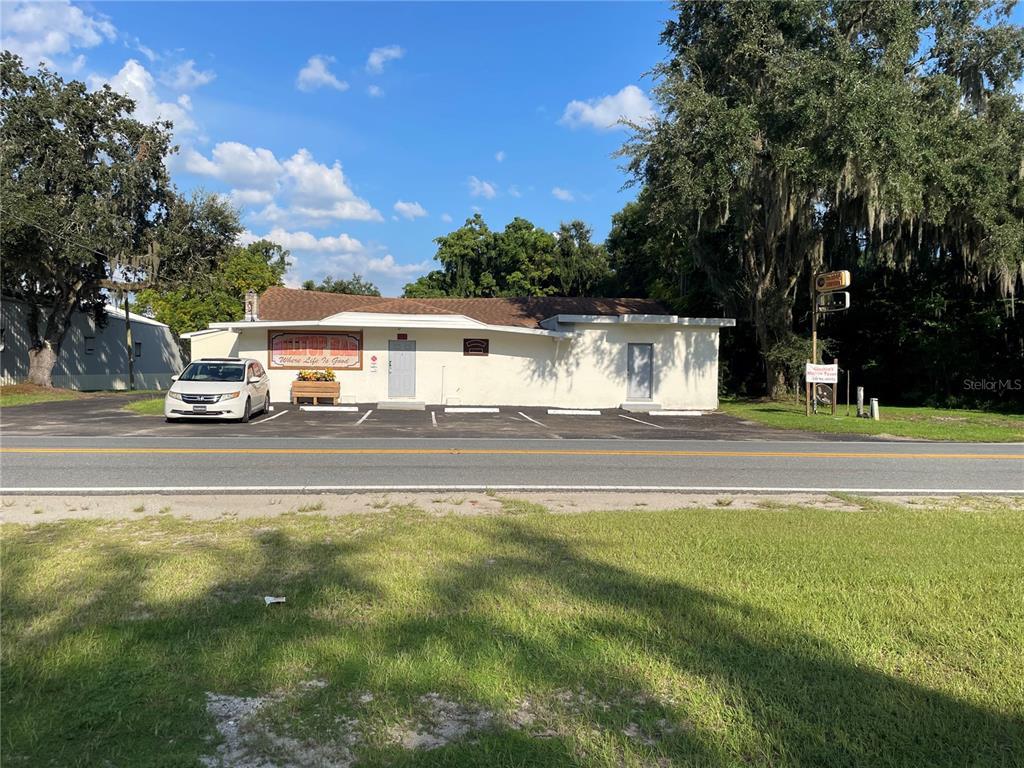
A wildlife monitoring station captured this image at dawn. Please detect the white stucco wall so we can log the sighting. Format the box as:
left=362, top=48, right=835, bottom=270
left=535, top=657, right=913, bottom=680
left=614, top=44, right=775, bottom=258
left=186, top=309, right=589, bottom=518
left=189, top=323, right=721, bottom=409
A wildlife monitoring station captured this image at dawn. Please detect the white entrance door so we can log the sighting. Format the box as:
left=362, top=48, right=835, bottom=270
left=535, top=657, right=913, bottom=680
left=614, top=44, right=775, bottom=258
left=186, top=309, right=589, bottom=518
left=388, top=340, right=416, bottom=398
left=627, top=343, right=653, bottom=400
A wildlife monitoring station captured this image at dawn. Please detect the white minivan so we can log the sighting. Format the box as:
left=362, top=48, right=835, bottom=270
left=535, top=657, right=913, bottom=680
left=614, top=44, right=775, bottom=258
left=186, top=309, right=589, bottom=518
left=165, top=357, right=271, bottom=422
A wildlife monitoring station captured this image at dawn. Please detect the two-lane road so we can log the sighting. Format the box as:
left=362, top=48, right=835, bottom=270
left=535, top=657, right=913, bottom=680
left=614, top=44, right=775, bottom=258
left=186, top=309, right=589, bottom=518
left=2, top=436, right=1021, bottom=494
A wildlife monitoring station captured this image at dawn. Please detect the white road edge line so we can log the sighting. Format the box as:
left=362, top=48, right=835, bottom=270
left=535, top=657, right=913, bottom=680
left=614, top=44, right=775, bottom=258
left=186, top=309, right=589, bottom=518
left=431, top=411, right=438, bottom=427
left=547, top=409, right=601, bottom=416
left=355, top=410, right=373, bottom=425
left=444, top=407, right=500, bottom=413
left=518, top=411, right=548, bottom=428
left=255, top=410, right=288, bottom=424
left=3, top=485, right=1021, bottom=495
left=619, top=414, right=665, bottom=429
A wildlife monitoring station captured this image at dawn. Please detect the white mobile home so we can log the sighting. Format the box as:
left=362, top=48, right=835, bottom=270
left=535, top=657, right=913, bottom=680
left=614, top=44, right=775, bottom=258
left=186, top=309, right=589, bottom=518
left=1, top=297, right=183, bottom=390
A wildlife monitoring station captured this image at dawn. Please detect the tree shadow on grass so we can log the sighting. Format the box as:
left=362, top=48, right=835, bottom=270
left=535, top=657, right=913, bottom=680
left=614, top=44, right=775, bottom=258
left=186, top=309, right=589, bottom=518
left=3, top=514, right=1022, bottom=767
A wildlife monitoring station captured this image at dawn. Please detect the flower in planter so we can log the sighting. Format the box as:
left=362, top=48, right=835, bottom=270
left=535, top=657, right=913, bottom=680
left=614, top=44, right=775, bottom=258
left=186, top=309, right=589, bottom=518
left=296, top=369, right=336, bottom=382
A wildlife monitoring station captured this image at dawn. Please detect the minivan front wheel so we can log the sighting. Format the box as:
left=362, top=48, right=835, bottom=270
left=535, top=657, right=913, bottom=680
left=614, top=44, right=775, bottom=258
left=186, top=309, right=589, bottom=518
left=240, top=397, right=251, bottom=423
left=263, top=393, right=271, bottom=415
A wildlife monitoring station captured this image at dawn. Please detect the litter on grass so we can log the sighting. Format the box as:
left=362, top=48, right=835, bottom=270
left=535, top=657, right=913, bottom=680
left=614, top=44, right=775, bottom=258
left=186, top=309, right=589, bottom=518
left=264, top=596, right=286, bottom=606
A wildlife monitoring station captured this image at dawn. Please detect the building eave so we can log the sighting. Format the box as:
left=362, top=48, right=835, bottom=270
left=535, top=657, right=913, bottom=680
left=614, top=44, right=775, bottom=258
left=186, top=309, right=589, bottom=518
left=208, top=313, right=573, bottom=338
left=539, top=314, right=737, bottom=330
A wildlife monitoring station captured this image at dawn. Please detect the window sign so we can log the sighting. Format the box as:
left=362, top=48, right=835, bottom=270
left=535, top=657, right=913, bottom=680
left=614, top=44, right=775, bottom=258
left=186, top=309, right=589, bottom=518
left=463, top=338, right=489, bottom=356
left=269, top=331, right=363, bottom=370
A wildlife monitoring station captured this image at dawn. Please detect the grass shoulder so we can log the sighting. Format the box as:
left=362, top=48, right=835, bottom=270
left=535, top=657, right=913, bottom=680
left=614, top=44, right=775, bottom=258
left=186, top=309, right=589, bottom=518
left=124, top=396, right=166, bottom=415
left=3, top=499, right=1022, bottom=766
left=0, top=383, right=87, bottom=408
left=720, top=397, right=1024, bottom=442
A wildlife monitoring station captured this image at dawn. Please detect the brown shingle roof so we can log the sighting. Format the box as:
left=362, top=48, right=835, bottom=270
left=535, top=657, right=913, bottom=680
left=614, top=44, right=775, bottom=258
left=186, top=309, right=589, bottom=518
left=257, top=286, right=669, bottom=328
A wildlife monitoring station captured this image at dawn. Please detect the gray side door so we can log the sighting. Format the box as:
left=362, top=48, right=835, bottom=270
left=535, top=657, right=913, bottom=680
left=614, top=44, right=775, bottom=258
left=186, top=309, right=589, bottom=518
left=388, top=340, right=416, bottom=398
left=627, top=343, right=653, bottom=400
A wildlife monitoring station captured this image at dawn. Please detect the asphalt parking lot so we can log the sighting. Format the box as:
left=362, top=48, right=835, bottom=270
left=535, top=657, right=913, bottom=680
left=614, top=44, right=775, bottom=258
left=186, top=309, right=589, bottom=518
left=0, top=395, right=855, bottom=441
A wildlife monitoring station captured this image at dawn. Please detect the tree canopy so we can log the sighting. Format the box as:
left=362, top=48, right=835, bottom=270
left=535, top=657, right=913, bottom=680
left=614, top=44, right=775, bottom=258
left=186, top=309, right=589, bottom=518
left=134, top=195, right=289, bottom=338
left=403, top=214, right=612, bottom=298
left=1, top=51, right=173, bottom=385
left=620, top=0, right=1024, bottom=396
left=301, top=274, right=381, bottom=296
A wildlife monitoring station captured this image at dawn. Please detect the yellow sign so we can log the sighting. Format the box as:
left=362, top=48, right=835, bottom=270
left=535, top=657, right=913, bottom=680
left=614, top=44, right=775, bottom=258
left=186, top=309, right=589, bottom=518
left=814, top=270, right=851, bottom=292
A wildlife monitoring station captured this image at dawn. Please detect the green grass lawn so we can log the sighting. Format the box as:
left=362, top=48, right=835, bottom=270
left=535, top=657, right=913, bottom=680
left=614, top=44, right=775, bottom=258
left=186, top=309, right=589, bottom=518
left=721, top=397, right=1024, bottom=442
left=3, top=499, right=1022, bottom=767
left=124, top=396, right=165, bottom=415
left=0, top=384, right=86, bottom=408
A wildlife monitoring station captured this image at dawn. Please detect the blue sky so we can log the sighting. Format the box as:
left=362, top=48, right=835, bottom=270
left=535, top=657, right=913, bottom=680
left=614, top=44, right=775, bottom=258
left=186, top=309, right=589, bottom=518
left=1, top=1, right=673, bottom=294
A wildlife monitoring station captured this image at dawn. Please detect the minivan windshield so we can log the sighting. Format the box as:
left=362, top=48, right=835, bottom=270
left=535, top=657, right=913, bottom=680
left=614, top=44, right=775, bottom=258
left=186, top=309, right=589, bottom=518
left=178, top=362, right=245, bottom=382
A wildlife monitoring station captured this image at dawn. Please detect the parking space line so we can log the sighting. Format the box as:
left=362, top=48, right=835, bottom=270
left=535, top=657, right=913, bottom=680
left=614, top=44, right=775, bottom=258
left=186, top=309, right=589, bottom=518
left=355, top=410, right=373, bottom=425
left=518, top=411, right=548, bottom=428
left=431, top=411, right=438, bottom=427
left=619, top=414, right=665, bottom=429
left=255, top=410, right=288, bottom=424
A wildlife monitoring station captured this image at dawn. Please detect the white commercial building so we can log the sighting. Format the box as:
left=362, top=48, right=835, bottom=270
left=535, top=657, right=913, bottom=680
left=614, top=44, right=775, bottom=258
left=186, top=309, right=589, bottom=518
left=184, top=287, right=734, bottom=410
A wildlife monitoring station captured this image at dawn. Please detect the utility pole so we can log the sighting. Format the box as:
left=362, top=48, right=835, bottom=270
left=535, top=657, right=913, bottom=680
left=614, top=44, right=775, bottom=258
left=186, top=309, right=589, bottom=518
left=98, top=242, right=160, bottom=393
left=124, top=291, right=134, bottom=391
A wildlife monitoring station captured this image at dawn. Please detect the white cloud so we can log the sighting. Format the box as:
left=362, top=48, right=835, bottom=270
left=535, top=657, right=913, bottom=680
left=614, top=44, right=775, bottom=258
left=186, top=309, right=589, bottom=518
left=184, top=142, right=283, bottom=188
left=280, top=149, right=381, bottom=221
left=367, top=84, right=383, bottom=98
left=90, top=59, right=195, bottom=132
left=440, top=213, right=453, bottom=223
left=495, top=150, right=506, bottom=163
left=468, top=176, right=497, bottom=199
left=551, top=186, right=574, bottom=202
left=366, top=45, right=404, bottom=73
left=297, top=55, right=349, bottom=92
left=241, top=227, right=364, bottom=254
left=560, top=84, right=654, bottom=131
left=241, top=227, right=430, bottom=294
left=70, top=54, right=86, bottom=74
left=508, top=185, right=521, bottom=198
left=186, top=143, right=380, bottom=223
left=394, top=200, right=428, bottom=220
left=163, top=59, right=215, bottom=90
left=0, top=0, right=115, bottom=64
left=229, top=188, right=275, bottom=207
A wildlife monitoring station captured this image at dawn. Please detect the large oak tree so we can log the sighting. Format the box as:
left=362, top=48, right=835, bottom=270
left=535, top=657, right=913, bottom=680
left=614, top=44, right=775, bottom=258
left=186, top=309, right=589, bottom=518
left=621, top=1, right=1024, bottom=397
left=1, top=52, right=173, bottom=386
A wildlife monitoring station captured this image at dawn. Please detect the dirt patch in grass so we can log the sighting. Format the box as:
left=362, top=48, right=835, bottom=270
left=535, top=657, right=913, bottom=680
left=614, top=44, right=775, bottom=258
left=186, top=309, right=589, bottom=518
left=0, top=491, right=895, bottom=523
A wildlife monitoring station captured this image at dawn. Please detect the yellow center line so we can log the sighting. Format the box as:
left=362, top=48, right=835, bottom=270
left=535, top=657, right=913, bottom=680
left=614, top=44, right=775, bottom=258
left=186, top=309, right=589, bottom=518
left=0, top=447, right=1020, bottom=460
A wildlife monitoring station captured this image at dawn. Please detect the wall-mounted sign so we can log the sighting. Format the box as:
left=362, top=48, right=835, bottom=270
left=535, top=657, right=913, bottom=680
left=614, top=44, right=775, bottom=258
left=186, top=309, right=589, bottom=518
left=268, top=331, right=363, bottom=370
left=805, top=363, right=838, bottom=383
left=463, top=338, right=489, bottom=356
left=814, top=270, right=851, bottom=293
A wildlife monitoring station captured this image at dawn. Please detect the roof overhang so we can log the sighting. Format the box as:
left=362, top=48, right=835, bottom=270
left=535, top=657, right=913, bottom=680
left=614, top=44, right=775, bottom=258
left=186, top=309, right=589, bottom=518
left=539, top=314, right=736, bottom=331
left=208, top=312, right=573, bottom=338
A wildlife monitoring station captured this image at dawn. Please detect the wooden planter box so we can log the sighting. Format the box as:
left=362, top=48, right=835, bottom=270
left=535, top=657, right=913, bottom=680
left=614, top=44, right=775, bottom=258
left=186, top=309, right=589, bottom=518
left=291, top=380, right=340, bottom=405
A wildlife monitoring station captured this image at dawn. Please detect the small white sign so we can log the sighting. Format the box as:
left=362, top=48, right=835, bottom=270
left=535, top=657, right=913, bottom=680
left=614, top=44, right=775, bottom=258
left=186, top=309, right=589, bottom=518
left=805, top=363, right=839, bottom=384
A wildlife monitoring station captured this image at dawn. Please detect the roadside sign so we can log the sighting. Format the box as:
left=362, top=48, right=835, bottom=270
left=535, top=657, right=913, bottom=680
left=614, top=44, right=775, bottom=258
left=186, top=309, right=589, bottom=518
left=805, top=363, right=838, bottom=384
left=816, top=291, right=851, bottom=313
left=814, top=270, right=851, bottom=293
